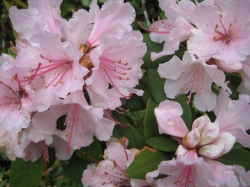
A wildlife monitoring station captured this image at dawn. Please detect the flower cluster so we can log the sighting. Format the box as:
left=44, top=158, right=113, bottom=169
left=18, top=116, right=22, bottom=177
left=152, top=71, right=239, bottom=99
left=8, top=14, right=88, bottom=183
left=141, top=0, right=250, bottom=186
left=144, top=0, right=250, bottom=111
left=0, top=0, right=145, bottom=163
left=1, top=0, right=250, bottom=187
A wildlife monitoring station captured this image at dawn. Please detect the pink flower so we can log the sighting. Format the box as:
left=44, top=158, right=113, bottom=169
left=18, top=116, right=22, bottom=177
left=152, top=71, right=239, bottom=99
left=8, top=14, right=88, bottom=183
left=158, top=52, right=230, bottom=111
left=213, top=90, right=250, bottom=148
left=82, top=138, right=153, bottom=187
left=148, top=98, right=250, bottom=186
left=141, top=0, right=195, bottom=60
left=238, top=56, right=250, bottom=95
left=0, top=127, right=19, bottom=160
left=85, top=31, right=146, bottom=109
left=9, top=0, right=63, bottom=41
left=86, top=0, right=135, bottom=47
left=15, top=32, right=88, bottom=111
left=0, top=56, right=35, bottom=132
left=147, top=149, right=216, bottom=187
left=187, top=0, right=250, bottom=64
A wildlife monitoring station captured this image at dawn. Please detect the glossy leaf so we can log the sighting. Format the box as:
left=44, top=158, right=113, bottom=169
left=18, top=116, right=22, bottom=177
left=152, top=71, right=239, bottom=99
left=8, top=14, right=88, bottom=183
left=174, top=95, right=193, bottom=130
left=122, top=94, right=145, bottom=111
left=75, top=137, right=103, bottom=163
left=147, top=69, right=167, bottom=104
left=126, top=149, right=171, bottom=179
left=218, top=149, right=250, bottom=171
left=123, top=110, right=145, bottom=126
left=10, top=158, right=44, bottom=187
left=144, top=98, right=159, bottom=141
left=146, top=135, right=178, bottom=152
left=141, top=34, right=186, bottom=69
left=226, top=74, right=241, bottom=100
left=112, top=112, right=145, bottom=149
left=64, top=155, right=88, bottom=185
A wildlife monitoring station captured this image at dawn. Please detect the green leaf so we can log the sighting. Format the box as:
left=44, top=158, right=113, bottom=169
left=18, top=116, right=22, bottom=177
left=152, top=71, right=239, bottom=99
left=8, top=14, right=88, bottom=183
left=144, top=99, right=159, bottom=141
left=226, top=74, right=241, bottom=100
left=98, top=0, right=107, bottom=3
left=13, top=0, right=28, bottom=8
left=75, top=137, right=103, bottom=163
left=112, top=112, right=145, bottom=149
left=141, top=33, right=186, bottom=69
left=10, top=158, right=44, bottom=187
left=47, top=147, right=56, bottom=169
left=8, top=48, right=17, bottom=58
left=3, top=0, right=11, bottom=11
left=122, top=94, right=145, bottom=111
left=123, top=110, right=145, bottom=126
left=174, top=95, right=193, bottom=130
left=232, top=142, right=243, bottom=150
left=80, top=0, right=92, bottom=7
left=218, top=149, right=250, bottom=171
left=64, top=155, right=88, bottom=185
left=146, top=136, right=178, bottom=152
left=126, top=149, right=171, bottom=179
left=147, top=69, right=167, bottom=104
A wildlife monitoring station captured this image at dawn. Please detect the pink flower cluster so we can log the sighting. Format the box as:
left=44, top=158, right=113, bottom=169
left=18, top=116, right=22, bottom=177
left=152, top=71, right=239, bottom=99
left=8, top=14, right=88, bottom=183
left=0, top=0, right=145, bottom=162
left=147, top=90, right=250, bottom=186
left=146, top=0, right=250, bottom=111
left=1, top=0, right=250, bottom=186
left=143, top=0, right=250, bottom=186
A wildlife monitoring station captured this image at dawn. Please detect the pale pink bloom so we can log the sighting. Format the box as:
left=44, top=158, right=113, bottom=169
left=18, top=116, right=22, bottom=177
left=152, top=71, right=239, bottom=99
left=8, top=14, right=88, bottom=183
left=233, top=165, right=250, bottom=187
left=85, top=31, right=146, bottom=109
left=238, top=56, right=250, bottom=95
left=61, top=9, right=93, bottom=46
left=0, top=127, right=18, bottom=160
left=205, top=159, right=241, bottom=187
left=213, top=90, right=250, bottom=148
left=148, top=99, right=248, bottom=186
left=146, top=150, right=216, bottom=187
left=32, top=90, right=115, bottom=151
left=62, top=91, right=115, bottom=150
left=82, top=138, right=153, bottom=187
left=15, top=122, right=74, bottom=162
left=14, top=125, right=53, bottom=162
left=154, top=100, right=189, bottom=137
left=86, top=0, right=135, bottom=47
left=143, top=0, right=195, bottom=60
left=0, top=69, right=35, bottom=132
left=9, top=0, right=63, bottom=41
left=158, top=52, right=230, bottom=111
left=187, top=0, right=250, bottom=64
left=15, top=32, right=88, bottom=111
left=214, top=59, right=242, bottom=73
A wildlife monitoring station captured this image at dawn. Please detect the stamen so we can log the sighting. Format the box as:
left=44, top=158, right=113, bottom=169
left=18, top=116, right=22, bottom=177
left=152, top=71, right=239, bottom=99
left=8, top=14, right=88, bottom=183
left=122, top=138, right=129, bottom=161
left=138, top=21, right=172, bottom=34
left=65, top=104, right=86, bottom=152
left=25, top=55, right=73, bottom=88
left=83, top=152, right=100, bottom=163
left=103, top=109, right=130, bottom=128
left=213, top=16, right=233, bottom=44
left=180, top=65, right=203, bottom=104
left=100, top=56, right=132, bottom=98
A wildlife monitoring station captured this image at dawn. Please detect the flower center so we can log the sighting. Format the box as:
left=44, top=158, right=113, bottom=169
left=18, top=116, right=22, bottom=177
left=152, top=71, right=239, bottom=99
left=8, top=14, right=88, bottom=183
left=181, top=64, right=203, bottom=104
left=174, top=150, right=197, bottom=187
left=213, top=16, right=233, bottom=44
left=26, top=55, right=73, bottom=88
left=138, top=17, right=174, bottom=34
left=1, top=74, right=29, bottom=110
left=64, top=104, right=87, bottom=152
left=99, top=56, right=132, bottom=98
